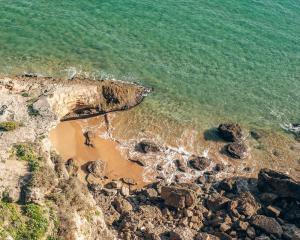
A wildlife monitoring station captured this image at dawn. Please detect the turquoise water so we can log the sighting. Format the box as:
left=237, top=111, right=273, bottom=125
left=1, top=0, right=300, bottom=131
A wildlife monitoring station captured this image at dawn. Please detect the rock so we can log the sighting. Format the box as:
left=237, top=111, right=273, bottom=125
left=120, top=185, right=130, bottom=197
left=161, top=184, right=197, bottom=209
left=206, top=193, right=230, bottom=211
left=86, top=160, right=106, bottom=178
left=174, top=159, right=187, bottom=172
left=83, top=131, right=94, bottom=147
left=234, top=192, right=260, bottom=217
left=226, top=142, right=247, bottom=159
left=1, top=188, right=20, bottom=203
left=257, top=168, right=300, bottom=201
left=220, top=223, right=231, bottom=232
left=214, top=163, right=226, bottom=172
left=259, top=192, right=278, bottom=204
left=135, top=141, right=160, bottom=153
left=195, top=233, right=220, bottom=240
left=129, top=158, right=146, bottom=166
left=121, top=177, right=137, bottom=185
left=252, top=215, right=283, bottom=238
left=266, top=205, right=281, bottom=218
left=105, top=180, right=122, bottom=189
left=282, top=224, right=300, bottom=240
left=65, top=158, right=78, bottom=177
left=188, top=156, right=211, bottom=171
left=218, top=123, right=243, bottom=142
left=246, top=226, right=256, bottom=239
left=250, top=129, right=262, bottom=140
left=144, top=188, right=158, bottom=198
left=113, top=197, right=133, bottom=214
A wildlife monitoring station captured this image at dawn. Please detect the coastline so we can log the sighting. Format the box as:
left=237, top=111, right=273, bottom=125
left=0, top=76, right=300, bottom=239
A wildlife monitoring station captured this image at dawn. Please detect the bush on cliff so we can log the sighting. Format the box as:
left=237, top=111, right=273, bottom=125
left=0, top=121, right=18, bottom=131
left=13, top=144, right=41, bottom=172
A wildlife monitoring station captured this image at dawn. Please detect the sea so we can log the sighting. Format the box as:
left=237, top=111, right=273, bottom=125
left=1, top=0, right=300, bottom=164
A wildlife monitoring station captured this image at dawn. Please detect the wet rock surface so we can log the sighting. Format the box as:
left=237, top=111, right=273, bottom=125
left=135, top=141, right=160, bottom=153
left=218, top=123, right=243, bottom=142
left=226, top=142, right=248, bottom=159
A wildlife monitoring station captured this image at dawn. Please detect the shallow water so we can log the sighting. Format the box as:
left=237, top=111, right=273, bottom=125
left=1, top=0, right=300, bottom=135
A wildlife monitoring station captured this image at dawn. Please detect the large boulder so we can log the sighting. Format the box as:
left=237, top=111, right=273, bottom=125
left=218, top=123, right=243, bottom=142
left=252, top=215, right=283, bottom=238
left=258, top=169, right=300, bottom=201
left=188, top=156, right=211, bottom=171
left=86, top=160, right=106, bottom=178
left=161, top=184, right=197, bottom=209
left=226, top=142, right=247, bottom=159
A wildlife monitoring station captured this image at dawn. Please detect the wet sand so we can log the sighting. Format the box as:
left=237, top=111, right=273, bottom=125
left=49, top=117, right=146, bottom=187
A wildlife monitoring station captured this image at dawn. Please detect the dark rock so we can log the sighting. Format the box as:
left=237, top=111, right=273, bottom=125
left=252, top=215, right=283, bottom=238
left=64, top=158, right=78, bottom=177
left=135, top=141, right=160, bottom=153
left=246, top=226, right=256, bottom=239
left=218, top=123, right=243, bottom=142
left=234, top=192, right=260, bottom=217
left=86, top=160, right=106, bottom=178
left=83, top=131, right=94, bottom=147
left=259, top=192, right=278, bottom=204
left=121, top=177, right=136, bottom=185
left=129, top=158, right=146, bottom=166
left=174, top=159, right=187, bottom=172
left=113, top=197, right=133, bottom=214
left=161, top=184, right=197, bottom=209
left=226, top=142, right=247, bottom=159
left=102, top=85, right=120, bottom=104
left=0, top=105, right=7, bottom=115
left=258, top=168, right=300, bottom=201
left=206, top=193, right=230, bottom=211
left=214, top=163, right=226, bottom=172
left=189, top=156, right=211, bottom=171
left=250, top=129, right=262, bottom=140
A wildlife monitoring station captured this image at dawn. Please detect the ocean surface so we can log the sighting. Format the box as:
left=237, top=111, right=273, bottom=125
left=1, top=0, right=300, bottom=134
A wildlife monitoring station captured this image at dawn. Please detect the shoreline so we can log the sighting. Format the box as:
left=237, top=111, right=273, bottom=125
left=0, top=76, right=300, bottom=239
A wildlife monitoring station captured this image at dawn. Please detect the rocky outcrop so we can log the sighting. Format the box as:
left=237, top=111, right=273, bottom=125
left=0, top=76, right=149, bottom=122
left=258, top=168, right=300, bottom=200
left=218, top=123, right=243, bottom=142
left=226, top=142, right=247, bottom=159
left=135, top=141, right=160, bottom=154
left=161, top=184, right=197, bottom=209
left=252, top=215, right=283, bottom=238
left=86, top=160, right=106, bottom=179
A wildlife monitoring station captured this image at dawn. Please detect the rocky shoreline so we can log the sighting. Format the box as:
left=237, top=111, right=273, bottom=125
left=0, top=76, right=299, bottom=240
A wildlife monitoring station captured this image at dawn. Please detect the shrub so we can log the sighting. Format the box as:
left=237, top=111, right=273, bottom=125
left=0, top=121, right=18, bottom=131
left=13, top=144, right=40, bottom=172
left=21, top=92, right=29, bottom=97
left=22, top=204, right=48, bottom=240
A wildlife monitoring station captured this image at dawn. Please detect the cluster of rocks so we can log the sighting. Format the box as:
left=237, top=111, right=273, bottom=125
left=218, top=123, right=248, bottom=159
left=85, top=157, right=300, bottom=240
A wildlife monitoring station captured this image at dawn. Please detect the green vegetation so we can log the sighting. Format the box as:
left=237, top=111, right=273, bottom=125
left=23, top=204, right=48, bottom=240
left=0, top=201, right=48, bottom=240
left=21, top=92, right=30, bottom=97
left=0, top=121, right=18, bottom=131
left=13, top=144, right=41, bottom=172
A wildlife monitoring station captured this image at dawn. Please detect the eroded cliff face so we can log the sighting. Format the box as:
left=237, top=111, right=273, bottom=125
left=1, top=76, right=149, bottom=121
left=0, top=76, right=149, bottom=240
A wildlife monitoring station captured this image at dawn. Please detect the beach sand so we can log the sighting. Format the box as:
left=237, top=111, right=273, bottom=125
left=49, top=116, right=146, bottom=188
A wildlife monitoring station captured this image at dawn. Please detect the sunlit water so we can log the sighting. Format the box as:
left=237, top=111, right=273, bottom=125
left=1, top=0, right=300, bottom=143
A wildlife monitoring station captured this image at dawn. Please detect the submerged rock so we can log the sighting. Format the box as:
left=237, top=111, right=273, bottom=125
left=226, top=142, right=247, bottom=159
left=188, top=156, right=211, bottom=171
left=86, top=160, right=106, bottom=178
left=257, top=168, right=300, bottom=200
left=218, top=123, right=243, bottom=142
left=135, top=141, right=160, bottom=154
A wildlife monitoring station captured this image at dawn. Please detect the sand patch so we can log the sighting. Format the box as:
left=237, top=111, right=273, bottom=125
left=49, top=117, right=146, bottom=187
